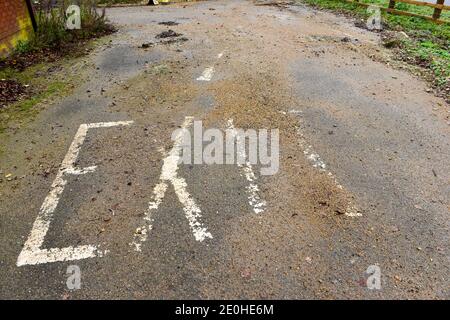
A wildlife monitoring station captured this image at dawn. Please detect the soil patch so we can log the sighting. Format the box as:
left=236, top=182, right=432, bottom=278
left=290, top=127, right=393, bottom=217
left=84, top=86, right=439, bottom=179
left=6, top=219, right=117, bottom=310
left=0, top=79, right=30, bottom=108
left=156, top=29, right=183, bottom=39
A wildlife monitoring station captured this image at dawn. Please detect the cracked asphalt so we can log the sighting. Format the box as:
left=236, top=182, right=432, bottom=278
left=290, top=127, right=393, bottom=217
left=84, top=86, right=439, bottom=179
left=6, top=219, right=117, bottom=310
left=0, top=0, right=449, bottom=299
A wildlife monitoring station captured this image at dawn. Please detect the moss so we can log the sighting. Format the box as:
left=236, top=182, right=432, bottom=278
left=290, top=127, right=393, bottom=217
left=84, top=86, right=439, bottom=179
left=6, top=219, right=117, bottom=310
left=0, top=81, right=69, bottom=133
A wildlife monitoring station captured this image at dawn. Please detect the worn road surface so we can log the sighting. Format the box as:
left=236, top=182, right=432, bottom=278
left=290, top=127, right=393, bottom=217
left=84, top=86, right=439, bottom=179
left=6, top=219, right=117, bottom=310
left=1, top=0, right=449, bottom=299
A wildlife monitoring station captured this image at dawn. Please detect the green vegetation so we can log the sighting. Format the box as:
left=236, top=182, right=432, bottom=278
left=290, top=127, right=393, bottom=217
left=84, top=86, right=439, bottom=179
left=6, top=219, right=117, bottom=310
left=0, top=1, right=114, bottom=133
left=365, top=0, right=450, bottom=20
left=10, top=82, right=66, bottom=116
left=297, top=0, right=449, bottom=93
left=0, top=62, right=74, bottom=133
left=0, top=80, right=69, bottom=133
left=29, top=0, right=114, bottom=51
left=298, top=0, right=449, bottom=41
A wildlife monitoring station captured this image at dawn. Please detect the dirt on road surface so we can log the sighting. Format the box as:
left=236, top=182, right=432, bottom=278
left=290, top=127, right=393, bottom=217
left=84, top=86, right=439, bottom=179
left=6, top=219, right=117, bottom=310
left=0, top=0, right=449, bottom=299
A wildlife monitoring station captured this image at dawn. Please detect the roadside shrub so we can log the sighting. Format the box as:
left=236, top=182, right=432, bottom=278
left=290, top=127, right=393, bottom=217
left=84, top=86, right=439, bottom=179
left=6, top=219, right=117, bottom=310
left=20, top=0, right=114, bottom=52
left=33, top=1, right=68, bottom=46
left=14, top=40, right=34, bottom=54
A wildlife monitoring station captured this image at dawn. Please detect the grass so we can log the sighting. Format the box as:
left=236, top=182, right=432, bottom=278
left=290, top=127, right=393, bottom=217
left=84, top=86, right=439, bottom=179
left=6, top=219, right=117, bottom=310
left=298, top=0, right=449, bottom=41
left=0, top=1, right=115, bottom=133
left=296, top=0, right=449, bottom=95
left=29, top=0, right=114, bottom=51
left=0, top=60, right=75, bottom=133
left=0, top=63, right=42, bottom=85
left=14, top=82, right=66, bottom=114
left=361, top=0, right=450, bottom=20
left=0, top=81, right=69, bottom=133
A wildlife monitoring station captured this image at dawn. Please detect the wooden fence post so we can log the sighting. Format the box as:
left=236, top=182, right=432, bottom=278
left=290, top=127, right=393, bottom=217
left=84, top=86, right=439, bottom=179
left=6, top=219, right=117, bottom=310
left=433, top=0, right=445, bottom=19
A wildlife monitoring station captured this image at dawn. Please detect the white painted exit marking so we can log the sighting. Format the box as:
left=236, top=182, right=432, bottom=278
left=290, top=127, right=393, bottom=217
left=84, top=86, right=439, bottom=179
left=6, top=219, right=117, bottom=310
left=227, top=119, right=266, bottom=214
left=294, top=122, right=361, bottom=217
left=131, top=116, right=213, bottom=252
left=196, top=67, right=215, bottom=82
left=196, top=52, right=224, bottom=82
left=17, top=121, right=134, bottom=266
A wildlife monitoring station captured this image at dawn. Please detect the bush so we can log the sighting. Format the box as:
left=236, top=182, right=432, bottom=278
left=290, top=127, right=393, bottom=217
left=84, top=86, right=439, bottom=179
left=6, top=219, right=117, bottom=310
left=24, top=0, right=114, bottom=52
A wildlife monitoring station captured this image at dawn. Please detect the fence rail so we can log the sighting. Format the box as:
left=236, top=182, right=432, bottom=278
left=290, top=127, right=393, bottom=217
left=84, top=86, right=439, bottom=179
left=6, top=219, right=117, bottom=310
left=348, top=0, right=450, bottom=23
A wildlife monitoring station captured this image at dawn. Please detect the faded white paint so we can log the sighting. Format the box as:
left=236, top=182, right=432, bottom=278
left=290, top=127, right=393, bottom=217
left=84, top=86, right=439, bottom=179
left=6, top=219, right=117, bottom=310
left=306, top=150, right=327, bottom=170
left=131, top=117, right=213, bottom=251
left=295, top=122, right=361, bottom=217
left=196, top=52, right=224, bottom=82
left=17, top=121, right=134, bottom=266
left=227, top=119, right=266, bottom=214
left=196, top=67, right=215, bottom=82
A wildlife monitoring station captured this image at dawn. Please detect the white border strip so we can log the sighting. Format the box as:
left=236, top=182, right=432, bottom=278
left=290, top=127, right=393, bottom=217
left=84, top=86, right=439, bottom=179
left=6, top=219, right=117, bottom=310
left=131, top=116, right=213, bottom=252
left=294, top=119, right=361, bottom=217
left=227, top=119, right=266, bottom=214
left=196, top=67, right=215, bottom=82
left=196, top=51, right=225, bottom=82
left=17, top=121, right=133, bottom=266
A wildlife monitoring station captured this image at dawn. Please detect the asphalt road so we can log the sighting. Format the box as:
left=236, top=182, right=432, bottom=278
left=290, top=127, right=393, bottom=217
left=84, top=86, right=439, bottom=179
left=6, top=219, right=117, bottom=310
left=0, top=0, right=449, bottom=299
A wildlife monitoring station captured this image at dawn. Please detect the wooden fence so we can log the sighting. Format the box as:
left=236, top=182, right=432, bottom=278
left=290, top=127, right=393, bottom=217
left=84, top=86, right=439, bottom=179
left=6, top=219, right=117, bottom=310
left=347, top=0, right=450, bottom=23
